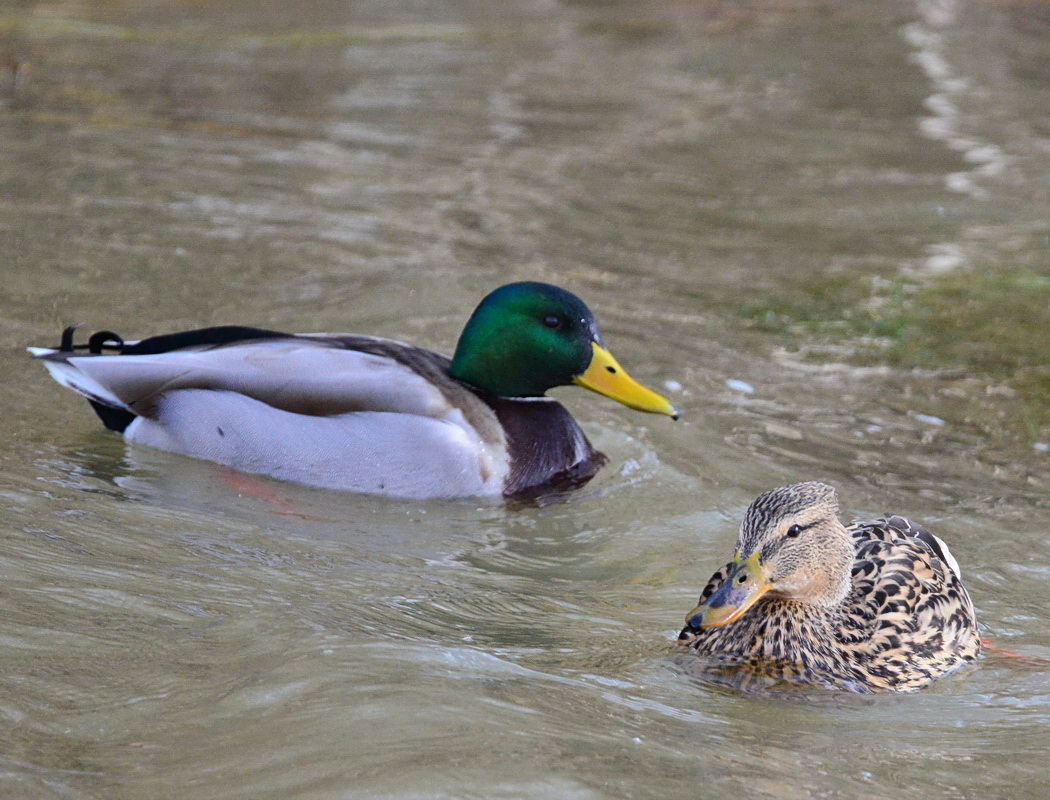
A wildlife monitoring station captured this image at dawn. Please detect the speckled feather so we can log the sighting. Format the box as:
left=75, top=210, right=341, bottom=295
left=679, top=487, right=981, bottom=693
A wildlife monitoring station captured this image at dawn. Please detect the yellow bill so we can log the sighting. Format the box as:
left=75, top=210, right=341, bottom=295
left=573, top=342, right=678, bottom=418
left=685, top=550, right=771, bottom=629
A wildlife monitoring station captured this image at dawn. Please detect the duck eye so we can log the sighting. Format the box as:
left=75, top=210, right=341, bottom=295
left=542, top=315, right=562, bottom=330
left=786, top=524, right=804, bottom=538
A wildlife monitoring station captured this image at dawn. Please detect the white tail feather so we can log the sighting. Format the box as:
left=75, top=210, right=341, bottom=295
left=37, top=357, right=131, bottom=411
left=931, top=533, right=963, bottom=579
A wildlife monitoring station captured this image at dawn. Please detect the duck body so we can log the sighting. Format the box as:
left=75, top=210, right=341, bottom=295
left=678, top=483, right=980, bottom=693
left=31, top=284, right=676, bottom=499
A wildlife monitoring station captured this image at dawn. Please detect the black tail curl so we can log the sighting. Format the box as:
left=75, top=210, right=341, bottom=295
left=59, top=326, right=125, bottom=354
left=57, top=324, right=289, bottom=356
left=50, top=325, right=289, bottom=434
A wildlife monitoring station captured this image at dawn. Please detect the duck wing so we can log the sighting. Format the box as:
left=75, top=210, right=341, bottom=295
left=842, top=517, right=980, bottom=684
left=33, top=328, right=467, bottom=421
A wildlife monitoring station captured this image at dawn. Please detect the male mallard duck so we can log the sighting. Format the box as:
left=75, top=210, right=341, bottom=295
left=30, top=282, right=677, bottom=499
left=677, top=482, right=980, bottom=692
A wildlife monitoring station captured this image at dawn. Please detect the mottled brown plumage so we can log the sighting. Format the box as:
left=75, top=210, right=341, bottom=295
left=677, top=482, right=981, bottom=693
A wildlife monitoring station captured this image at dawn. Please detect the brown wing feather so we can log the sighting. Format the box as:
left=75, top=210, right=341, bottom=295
left=841, top=518, right=980, bottom=690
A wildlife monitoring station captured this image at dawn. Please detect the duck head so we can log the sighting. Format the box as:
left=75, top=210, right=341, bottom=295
left=683, top=482, right=856, bottom=633
left=449, top=281, right=677, bottom=417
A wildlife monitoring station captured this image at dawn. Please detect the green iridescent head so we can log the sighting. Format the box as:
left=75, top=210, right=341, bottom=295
left=449, top=282, right=677, bottom=417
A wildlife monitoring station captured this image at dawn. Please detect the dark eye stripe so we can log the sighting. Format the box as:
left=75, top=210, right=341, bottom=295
left=785, top=521, right=816, bottom=538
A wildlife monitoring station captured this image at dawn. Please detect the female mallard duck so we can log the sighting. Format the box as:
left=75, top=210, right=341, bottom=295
left=677, top=482, right=980, bottom=692
left=31, top=282, right=677, bottom=499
